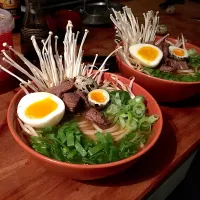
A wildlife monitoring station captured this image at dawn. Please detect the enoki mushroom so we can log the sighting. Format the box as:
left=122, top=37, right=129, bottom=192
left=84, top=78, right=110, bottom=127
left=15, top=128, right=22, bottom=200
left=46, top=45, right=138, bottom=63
left=0, top=20, right=121, bottom=95
left=0, top=20, right=125, bottom=137
left=110, top=6, right=160, bottom=68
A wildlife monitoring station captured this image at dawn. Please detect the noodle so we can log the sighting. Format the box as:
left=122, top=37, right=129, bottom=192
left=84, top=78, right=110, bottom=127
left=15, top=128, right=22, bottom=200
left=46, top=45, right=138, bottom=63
left=87, top=135, right=96, bottom=140
left=143, top=70, right=151, bottom=75
left=128, top=56, right=138, bottom=65
left=77, top=118, right=129, bottom=140
left=78, top=129, right=97, bottom=135
left=92, top=123, right=103, bottom=132
left=110, top=128, right=128, bottom=136
left=104, top=124, right=121, bottom=132
left=114, top=129, right=129, bottom=141
left=17, top=118, right=38, bottom=136
left=78, top=124, right=94, bottom=130
left=177, top=69, right=195, bottom=74
left=78, top=120, right=89, bottom=125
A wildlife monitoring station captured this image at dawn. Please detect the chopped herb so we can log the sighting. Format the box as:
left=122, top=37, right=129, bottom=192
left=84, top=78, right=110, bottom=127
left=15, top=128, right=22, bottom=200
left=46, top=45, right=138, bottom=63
left=30, top=91, right=158, bottom=165
left=144, top=67, right=200, bottom=82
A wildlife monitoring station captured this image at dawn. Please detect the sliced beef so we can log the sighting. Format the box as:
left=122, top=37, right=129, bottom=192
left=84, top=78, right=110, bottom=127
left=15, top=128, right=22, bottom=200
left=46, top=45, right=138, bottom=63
left=160, top=65, right=176, bottom=72
left=85, top=108, right=109, bottom=129
left=62, top=92, right=81, bottom=112
left=167, top=58, right=189, bottom=70
left=46, top=80, right=74, bottom=98
left=160, top=58, right=189, bottom=72
left=160, top=58, right=177, bottom=72
left=75, top=90, right=90, bottom=108
left=157, top=43, right=163, bottom=51
left=166, top=58, right=176, bottom=67
left=163, top=43, right=170, bottom=58
left=175, top=60, right=189, bottom=70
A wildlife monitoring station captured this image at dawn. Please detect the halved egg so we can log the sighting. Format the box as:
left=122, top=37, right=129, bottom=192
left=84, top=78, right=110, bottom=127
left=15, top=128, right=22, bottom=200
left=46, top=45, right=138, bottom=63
left=169, top=46, right=188, bottom=60
left=17, top=92, right=65, bottom=128
left=88, top=89, right=110, bottom=108
left=129, top=44, right=163, bottom=68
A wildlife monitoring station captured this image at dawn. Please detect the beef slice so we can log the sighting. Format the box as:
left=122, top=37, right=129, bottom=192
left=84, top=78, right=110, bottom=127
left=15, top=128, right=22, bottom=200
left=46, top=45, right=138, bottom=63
left=46, top=80, right=74, bottom=98
left=85, top=108, right=109, bottom=129
left=62, top=92, right=81, bottom=112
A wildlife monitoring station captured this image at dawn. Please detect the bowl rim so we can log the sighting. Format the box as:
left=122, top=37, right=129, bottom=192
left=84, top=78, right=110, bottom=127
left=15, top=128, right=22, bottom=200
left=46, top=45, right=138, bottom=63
left=7, top=73, right=163, bottom=169
left=116, top=37, right=200, bottom=85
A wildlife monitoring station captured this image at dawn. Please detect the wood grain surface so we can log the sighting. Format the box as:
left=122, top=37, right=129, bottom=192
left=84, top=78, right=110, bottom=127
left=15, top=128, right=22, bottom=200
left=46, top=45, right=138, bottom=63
left=0, top=0, right=200, bottom=200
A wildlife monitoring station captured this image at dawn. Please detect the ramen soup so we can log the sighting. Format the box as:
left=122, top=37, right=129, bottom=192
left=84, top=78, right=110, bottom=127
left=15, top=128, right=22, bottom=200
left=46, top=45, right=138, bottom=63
left=110, top=7, right=200, bottom=82
left=136, top=41, right=200, bottom=82
left=19, top=76, right=159, bottom=164
left=1, top=21, right=159, bottom=164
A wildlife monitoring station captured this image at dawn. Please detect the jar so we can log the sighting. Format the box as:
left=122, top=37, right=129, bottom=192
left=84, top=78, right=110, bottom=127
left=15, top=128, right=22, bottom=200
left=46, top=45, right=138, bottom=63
left=0, top=0, right=21, bottom=32
left=0, top=8, right=15, bottom=92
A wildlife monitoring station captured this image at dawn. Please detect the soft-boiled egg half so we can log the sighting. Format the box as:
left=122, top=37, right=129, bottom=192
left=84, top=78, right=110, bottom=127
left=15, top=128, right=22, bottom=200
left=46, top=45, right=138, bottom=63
left=129, top=44, right=163, bottom=68
left=88, top=89, right=110, bottom=108
left=17, top=92, right=65, bottom=128
left=169, top=46, right=188, bottom=60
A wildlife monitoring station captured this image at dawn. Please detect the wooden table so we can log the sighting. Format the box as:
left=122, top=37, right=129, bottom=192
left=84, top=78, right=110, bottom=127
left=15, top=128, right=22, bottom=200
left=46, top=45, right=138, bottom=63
left=0, top=0, right=200, bottom=199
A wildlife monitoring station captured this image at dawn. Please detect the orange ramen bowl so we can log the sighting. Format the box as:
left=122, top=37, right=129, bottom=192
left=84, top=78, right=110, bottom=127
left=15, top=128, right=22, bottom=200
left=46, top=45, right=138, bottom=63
left=7, top=72, right=163, bottom=180
left=116, top=38, right=200, bottom=102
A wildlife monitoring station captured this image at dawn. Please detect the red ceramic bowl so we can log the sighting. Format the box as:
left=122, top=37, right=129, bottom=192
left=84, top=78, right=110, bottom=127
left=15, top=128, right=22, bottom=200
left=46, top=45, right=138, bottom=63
left=7, top=72, right=163, bottom=180
left=116, top=38, right=200, bottom=102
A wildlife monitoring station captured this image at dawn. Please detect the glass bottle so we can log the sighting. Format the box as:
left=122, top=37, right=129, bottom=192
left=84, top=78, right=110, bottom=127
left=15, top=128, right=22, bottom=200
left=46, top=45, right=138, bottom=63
left=20, top=0, right=49, bottom=63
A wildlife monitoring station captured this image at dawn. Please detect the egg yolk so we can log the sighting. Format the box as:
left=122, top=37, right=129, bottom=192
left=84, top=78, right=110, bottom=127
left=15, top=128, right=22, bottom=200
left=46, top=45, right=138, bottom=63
left=138, top=46, right=158, bottom=61
left=25, top=97, right=58, bottom=119
left=90, top=91, right=106, bottom=103
left=172, top=48, right=185, bottom=56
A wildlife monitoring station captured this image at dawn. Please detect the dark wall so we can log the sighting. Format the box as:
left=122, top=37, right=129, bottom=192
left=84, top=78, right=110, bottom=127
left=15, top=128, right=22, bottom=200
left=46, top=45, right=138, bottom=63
left=20, top=0, right=94, bottom=9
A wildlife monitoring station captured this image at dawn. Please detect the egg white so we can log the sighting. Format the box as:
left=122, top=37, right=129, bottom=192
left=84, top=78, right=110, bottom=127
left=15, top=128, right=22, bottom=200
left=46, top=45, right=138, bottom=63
left=17, top=92, right=65, bottom=128
left=169, top=46, right=188, bottom=60
left=129, top=44, right=163, bottom=68
left=88, top=89, right=110, bottom=107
